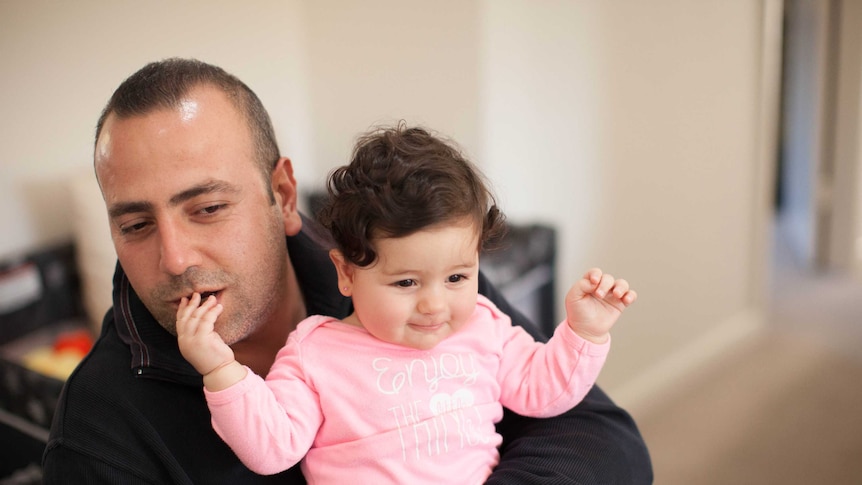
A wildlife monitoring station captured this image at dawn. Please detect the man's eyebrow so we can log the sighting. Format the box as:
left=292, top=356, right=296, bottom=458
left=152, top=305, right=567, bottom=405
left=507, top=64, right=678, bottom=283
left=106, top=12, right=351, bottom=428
left=107, top=181, right=240, bottom=219
left=108, top=201, right=153, bottom=219
left=168, top=180, right=240, bottom=206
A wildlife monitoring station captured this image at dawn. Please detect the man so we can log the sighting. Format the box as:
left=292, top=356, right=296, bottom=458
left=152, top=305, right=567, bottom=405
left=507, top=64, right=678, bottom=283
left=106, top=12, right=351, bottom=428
left=42, top=58, right=652, bottom=484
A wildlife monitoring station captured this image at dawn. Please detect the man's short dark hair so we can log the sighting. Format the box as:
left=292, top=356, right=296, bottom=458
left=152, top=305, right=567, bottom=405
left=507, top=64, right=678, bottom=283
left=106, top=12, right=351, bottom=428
left=95, top=58, right=280, bottom=188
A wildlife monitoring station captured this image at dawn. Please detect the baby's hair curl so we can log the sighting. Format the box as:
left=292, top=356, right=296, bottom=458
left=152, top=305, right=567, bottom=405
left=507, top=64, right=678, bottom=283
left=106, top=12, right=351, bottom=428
left=318, top=122, right=506, bottom=266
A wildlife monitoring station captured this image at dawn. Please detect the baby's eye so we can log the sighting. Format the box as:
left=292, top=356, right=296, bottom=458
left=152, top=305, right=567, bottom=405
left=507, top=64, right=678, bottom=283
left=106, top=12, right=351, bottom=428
left=395, top=279, right=416, bottom=288
left=448, top=274, right=466, bottom=283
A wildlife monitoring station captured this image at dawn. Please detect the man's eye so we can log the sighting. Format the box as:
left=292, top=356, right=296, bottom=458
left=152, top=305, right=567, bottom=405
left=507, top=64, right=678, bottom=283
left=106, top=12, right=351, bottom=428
left=395, top=279, right=416, bottom=288
left=198, top=204, right=225, bottom=215
left=119, top=221, right=149, bottom=235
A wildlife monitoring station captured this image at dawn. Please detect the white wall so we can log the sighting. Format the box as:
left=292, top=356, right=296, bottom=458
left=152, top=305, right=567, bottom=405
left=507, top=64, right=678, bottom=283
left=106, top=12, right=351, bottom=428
left=1, top=0, right=781, bottom=411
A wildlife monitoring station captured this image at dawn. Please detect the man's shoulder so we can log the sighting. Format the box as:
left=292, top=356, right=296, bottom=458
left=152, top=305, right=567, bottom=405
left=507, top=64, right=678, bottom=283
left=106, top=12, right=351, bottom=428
left=62, top=322, right=133, bottom=397
left=49, top=322, right=137, bottom=440
left=45, top=318, right=221, bottom=484
left=45, top=328, right=138, bottom=476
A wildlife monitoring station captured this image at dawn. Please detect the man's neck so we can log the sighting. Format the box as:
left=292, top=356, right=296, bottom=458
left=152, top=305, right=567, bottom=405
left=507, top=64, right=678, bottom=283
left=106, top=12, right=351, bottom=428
left=232, top=265, right=307, bottom=377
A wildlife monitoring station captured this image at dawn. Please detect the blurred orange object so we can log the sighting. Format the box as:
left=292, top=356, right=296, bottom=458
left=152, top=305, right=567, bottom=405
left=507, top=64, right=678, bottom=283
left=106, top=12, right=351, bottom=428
left=52, top=329, right=94, bottom=357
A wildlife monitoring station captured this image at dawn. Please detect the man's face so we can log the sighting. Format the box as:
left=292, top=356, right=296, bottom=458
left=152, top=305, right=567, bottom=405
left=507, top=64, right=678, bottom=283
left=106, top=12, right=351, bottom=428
left=95, top=86, right=301, bottom=343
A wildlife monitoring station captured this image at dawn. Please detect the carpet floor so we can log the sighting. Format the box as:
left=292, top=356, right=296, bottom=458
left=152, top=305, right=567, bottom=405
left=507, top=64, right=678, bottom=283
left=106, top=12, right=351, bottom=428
left=635, top=231, right=862, bottom=484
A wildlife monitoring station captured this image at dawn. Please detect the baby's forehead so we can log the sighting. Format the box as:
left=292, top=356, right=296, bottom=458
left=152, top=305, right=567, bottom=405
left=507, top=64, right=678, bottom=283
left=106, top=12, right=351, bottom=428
left=373, top=222, right=480, bottom=257
left=376, top=214, right=480, bottom=235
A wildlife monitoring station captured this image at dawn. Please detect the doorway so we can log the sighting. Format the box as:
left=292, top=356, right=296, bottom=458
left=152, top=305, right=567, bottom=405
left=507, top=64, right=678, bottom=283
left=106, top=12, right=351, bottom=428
left=775, top=0, right=862, bottom=275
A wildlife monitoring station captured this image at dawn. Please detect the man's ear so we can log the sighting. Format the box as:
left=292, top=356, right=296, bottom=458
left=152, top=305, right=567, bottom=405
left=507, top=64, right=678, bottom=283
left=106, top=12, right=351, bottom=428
left=329, top=249, right=354, bottom=297
left=271, top=157, right=302, bottom=236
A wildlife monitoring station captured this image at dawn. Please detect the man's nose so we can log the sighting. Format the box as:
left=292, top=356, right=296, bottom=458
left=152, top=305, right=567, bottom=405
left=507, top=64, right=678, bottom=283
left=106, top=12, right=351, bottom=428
left=157, top=221, right=202, bottom=276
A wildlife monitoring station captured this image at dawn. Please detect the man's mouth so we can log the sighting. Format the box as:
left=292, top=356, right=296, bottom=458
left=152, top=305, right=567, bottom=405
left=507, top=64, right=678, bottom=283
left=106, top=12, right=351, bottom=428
left=174, top=290, right=221, bottom=305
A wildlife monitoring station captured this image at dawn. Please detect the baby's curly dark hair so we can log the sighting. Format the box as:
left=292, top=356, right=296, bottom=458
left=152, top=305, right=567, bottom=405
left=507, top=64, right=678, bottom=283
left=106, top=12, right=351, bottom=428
left=317, top=123, right=507, bottom=267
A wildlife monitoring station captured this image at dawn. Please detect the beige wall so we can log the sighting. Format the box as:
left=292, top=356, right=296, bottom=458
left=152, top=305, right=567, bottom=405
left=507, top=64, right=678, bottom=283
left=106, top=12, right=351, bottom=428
left=0, top=0, right=311, bottom=256
left=475, top=1, right=781, bottom=406
left=302, top=0, right=482, bottom=183
left=0, top=0, right=782, bottom=411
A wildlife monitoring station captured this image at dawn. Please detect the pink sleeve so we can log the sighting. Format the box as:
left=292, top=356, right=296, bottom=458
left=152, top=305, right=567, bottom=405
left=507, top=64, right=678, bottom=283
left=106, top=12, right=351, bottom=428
left=496, top=314, right=610, bottom=418
left=204, top=331, right=323, bottom=475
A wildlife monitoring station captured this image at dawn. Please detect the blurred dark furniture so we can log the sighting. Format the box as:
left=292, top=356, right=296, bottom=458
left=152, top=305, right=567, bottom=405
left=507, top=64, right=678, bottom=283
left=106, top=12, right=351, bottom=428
left=0, top=244, right=84, bottom=484
left=480, top=224, right=557, bottom=338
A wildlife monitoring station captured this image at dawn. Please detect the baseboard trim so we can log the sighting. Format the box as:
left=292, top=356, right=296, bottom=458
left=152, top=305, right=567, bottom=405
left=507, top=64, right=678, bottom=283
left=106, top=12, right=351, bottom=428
left=609, top=307, right=766, bottom=418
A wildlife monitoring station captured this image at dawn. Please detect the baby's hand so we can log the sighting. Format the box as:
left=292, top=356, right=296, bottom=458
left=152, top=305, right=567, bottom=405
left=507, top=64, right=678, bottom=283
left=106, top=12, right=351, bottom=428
left=565, top=268, right=637, bottom=344
left=176, top=293, right=233, bottom=376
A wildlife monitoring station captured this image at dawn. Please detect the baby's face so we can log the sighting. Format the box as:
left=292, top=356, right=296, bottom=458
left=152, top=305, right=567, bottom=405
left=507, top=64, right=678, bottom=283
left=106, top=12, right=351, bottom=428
left=346, top=220, right=481, bottom=350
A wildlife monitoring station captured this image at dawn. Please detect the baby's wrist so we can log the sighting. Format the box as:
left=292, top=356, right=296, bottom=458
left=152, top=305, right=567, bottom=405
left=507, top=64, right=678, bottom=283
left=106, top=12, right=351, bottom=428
left=202, top=360, right=246, bottom=392
left=577, top=331, right=610, bottom=344
left=567, top=321, right=610, bottom=344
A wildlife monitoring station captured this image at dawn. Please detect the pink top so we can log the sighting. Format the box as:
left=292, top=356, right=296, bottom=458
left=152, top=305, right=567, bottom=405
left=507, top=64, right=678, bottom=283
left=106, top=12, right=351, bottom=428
left=205, top=295, right=609, bottom=484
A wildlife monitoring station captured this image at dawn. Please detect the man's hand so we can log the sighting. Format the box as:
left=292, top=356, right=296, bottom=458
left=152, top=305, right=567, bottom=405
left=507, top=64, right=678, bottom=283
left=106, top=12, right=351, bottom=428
left=565, top=268, right=637, bottom=344
left=177, top=293, right=246, bottom=390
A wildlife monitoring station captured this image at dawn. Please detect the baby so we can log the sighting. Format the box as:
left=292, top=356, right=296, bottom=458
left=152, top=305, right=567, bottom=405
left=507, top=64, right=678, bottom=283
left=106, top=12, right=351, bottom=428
left=177, top=124, right=636, bottom=484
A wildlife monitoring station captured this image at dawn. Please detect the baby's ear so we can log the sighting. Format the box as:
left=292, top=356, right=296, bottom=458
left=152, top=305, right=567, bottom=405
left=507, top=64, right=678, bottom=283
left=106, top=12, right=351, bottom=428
left=329, top=249, right=354, bottom=296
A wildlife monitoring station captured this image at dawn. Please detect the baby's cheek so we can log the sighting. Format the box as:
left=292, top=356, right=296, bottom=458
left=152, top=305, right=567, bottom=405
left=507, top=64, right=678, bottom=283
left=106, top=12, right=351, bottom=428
left=451, top=301, right=477, bottom=328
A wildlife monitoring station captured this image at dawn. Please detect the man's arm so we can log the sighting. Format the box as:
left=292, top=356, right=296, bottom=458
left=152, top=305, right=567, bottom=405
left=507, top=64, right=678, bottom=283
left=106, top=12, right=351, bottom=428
left=478, top=271, right=653, bottom=484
